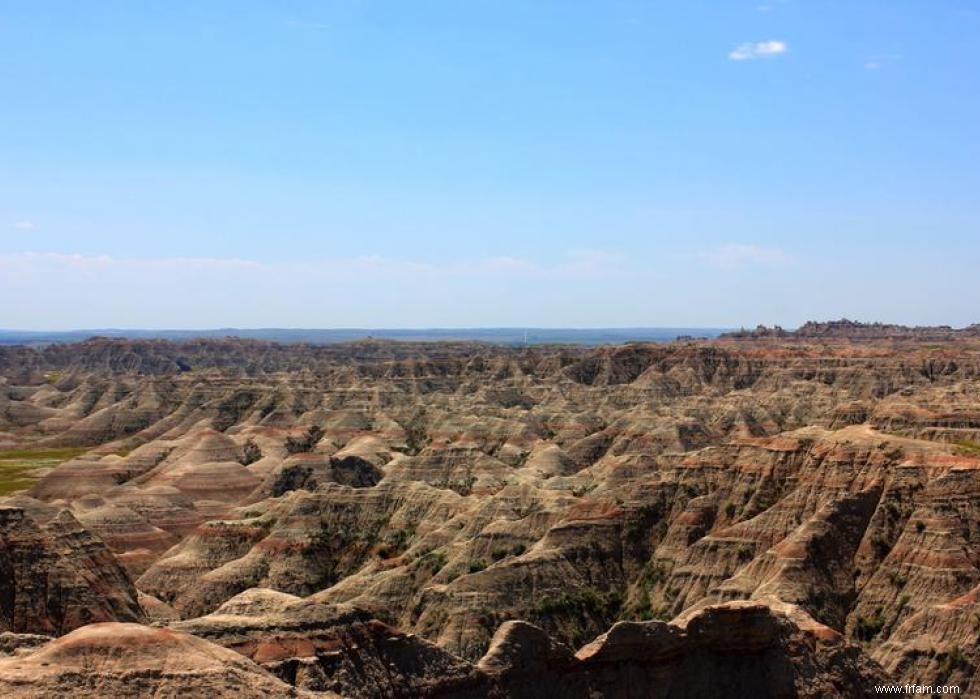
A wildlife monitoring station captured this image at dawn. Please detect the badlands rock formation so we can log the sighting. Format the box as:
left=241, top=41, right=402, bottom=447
left=0, top=329, right=978, bottom=696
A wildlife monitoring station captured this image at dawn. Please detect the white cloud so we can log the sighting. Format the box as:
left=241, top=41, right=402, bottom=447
left=701, top=244, right=792, bottom=270
left=729, top=40, right=788, bottom=61
left=13, top=220, right=37, bottom=231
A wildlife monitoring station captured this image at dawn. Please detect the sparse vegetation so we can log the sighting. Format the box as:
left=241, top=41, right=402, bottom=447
left=854, top=607, right=887, bottom=642
left=887, top=570, right=908, bottom=588
left=641, top=561, right=669, bottom=587
left=403, top=411, right=428, bottom=455
left=680, top=482, right=699, bottom=498
left=534, top=588, right=622, bottom=617
left=239, top=439, right=262, bottom=466
left=466, top=559, right=488, bottom=574
left=478, top=543, right=522, bottom=563
left=870, top=533, right=891, bottom=556
left=285, top=425, right=324, bottom=454
left=621, top=560, right=673, bottom=622
left=938, top=645, right=967, bottom=682
left=417, top=549, right=448, bottom=574
left=954, top=441, right=980, bottom=457
left=433, top=474, right=477, bottom=496
left=213, top=390, right=259, bottom=432
left=377, top=528, right=415, bottom=559
left=737, top=543, right=755, bottom=562
left=805, top=589, right=829, bottom=619
left=631, top=596, right=653, bottom=621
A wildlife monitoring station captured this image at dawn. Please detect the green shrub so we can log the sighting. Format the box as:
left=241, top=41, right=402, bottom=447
left=285, top=425, right=324, bottom=454
left=938, top=645, right=967, bottom=681
left=417, top=549, right=448, bottom=574
left=641, top=561, right=669, bottom=586
left=433, top=475, right=477, bottom=496
left=854, top=607, right=886, bottom=642
left=887, top=570, right=908, bottom=588
left=239, top=439, right=262, bottom=466
left=534, top=588, right=621, bottom=617
left=737, top=543, right=755, bottom=562
left=467, top=559, right=488, bottom=574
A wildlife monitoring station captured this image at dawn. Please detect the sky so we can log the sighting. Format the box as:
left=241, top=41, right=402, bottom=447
left=2, top=0, right=979, bottom=329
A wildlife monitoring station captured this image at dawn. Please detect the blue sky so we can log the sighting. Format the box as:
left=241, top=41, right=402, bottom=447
left=2, top=1, right=979, bottom=328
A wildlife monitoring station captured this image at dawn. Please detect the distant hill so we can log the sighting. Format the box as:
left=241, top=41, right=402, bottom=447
left=0, top=327, right=729, bottom=347
left=722, top=319, right=980, bottom=342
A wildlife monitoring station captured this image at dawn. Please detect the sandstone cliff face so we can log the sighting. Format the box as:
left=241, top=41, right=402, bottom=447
left=0, top=506, right=143, bottom=635
left=873, top=586, right=980, bottom=694
left=2, top=337, right=980, bottom=695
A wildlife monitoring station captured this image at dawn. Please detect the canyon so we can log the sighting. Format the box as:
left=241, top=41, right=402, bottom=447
left=1, top=328, right=978, bottom=697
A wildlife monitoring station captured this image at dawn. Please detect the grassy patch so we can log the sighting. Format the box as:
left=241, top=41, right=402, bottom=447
left=0, top=447, right=88, bottom=496
left=955, top=441, right=980, bottom=457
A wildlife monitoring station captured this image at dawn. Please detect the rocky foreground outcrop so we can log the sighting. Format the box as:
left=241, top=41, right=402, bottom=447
left=0, top=505, right=143, bottom=635
left=2, top=335, right=980, bottom=695
left=0, top=623, right=321, bottom=698
left=0, top=600, right=883, bottom=698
